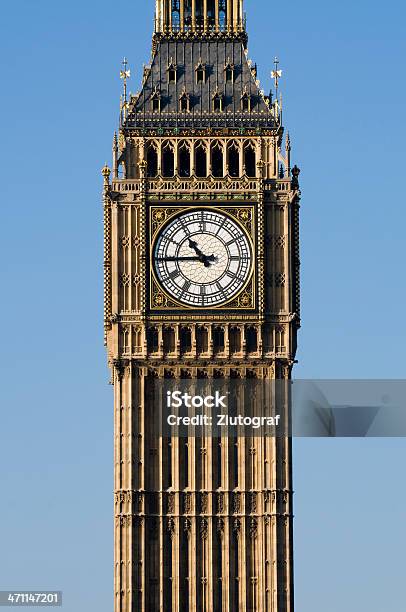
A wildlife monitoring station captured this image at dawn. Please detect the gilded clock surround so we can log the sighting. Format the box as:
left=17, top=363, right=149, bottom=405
left=103, top=1, right=301, bottom=611
left=149, top=203, right=256, bottom=311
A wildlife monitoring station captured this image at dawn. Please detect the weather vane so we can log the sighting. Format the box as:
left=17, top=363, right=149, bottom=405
left=271, top=57, right=282, bottom=96
left=120, top=57, right=131, bottom=103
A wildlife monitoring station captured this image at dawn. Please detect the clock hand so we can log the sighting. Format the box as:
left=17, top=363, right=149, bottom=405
left=156, top=253, right=219, bottom=267
left=156, top=256, right=204, bottom=262
left=188, top=239, right=204, bottom=258
left=201, top=254, right=218, bottom=267
left=188, top=240, right=219, bottom=267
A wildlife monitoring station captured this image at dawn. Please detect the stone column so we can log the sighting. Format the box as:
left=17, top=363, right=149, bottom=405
left=214, top=0, right=219, bottom=30
left=192, top=0, right=196, bottom=29
left=227, top=0, right=232, bottom=31
left=208, top=324, right=213, bottom=358
left=180, top=0, right=185, bottom=30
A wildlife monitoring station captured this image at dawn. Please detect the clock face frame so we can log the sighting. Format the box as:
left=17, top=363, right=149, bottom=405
left=151, top=207, right=255, bottom=310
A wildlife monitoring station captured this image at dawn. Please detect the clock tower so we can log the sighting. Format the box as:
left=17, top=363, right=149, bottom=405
left=103, top=1, right=301, bottom=610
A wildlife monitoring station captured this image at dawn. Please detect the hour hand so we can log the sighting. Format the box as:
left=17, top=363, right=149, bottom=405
left=188, top=239, right=203, bottom=257
left=202, top=254, right=218, bottom=267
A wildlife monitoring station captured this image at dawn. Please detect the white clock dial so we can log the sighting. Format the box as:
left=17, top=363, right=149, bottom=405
left=153, top=209, right=252, bottom=307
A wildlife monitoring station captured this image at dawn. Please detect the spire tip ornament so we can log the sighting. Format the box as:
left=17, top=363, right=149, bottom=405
left=120, top=57, right=131, bottom=102
left=271, top=56, right=283, bottom=94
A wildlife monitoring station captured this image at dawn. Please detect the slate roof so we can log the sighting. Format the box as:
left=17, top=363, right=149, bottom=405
left=124, top=39, right=276, bottom=130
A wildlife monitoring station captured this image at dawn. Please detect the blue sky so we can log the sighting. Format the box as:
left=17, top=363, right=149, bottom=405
left=0, top=0, right=405, bottom=610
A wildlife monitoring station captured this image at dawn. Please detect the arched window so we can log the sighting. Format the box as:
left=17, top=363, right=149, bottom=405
left=211, top=142, right=224, bottom=177
left=179, top=92, right=190, bottom=112
left=147, top=327, right=159, bottom=352
left=146, top=144, right=158, bottom=177
left=276, top=327, right=286, bottom=353
left=230, top=327, right=241, bottom=354
left=207, top=0, right=215, bottom=26
left=163, top=327, right=175, bottom=354
left=244, top=143, right=256, bottom=177
left=122, top=327, right=130, bottom=353
left=179, top=143, right=191, bottom=177
left=228, top=142, right=240, bottom=177
left=118, top=161, right=126, bottom=179
left=196, top=0, right=203, bottom=21
left=167, top=59, right=177, bottom=83
left=213, top=327, right=225, bottom=353
left=151, top=89, right=161, bottom=112
left=225, top=62, right=234, bottom=83
left=195, top=62, right=206, bottom=84
left=196, top=326, right=208, bottom=354
left=213, top=93, right=223, bottom=112
left=133, top=327, right=142, bottom=353
left=162, top=143, right=175, bottom=177
left=195, top=143, right=207, bottom=177
left=184, top=0, right=192, bottom=25
left=219, top=0, right=226, bottom=30
left=246, top=327, right=258, bottom=353
left=241, top=93, right=250, bottom=112
left=180, top=327, right=192, bottom=353
left=171, top=0, right=180, bottom=29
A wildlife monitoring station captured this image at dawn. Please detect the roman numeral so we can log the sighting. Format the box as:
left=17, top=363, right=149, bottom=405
left=183, top=280, right=191, bottom=292
left=169, top=270, right=181, bottom=280
left=180, top=222, right=191, bottom=236
left=215, top=218, right=227, bottom=235
left=216, top=282, right=227, bottom=298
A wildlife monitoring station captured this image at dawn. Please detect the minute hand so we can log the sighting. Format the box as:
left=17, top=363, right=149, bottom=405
left=156, top=256, right=205, bottom=262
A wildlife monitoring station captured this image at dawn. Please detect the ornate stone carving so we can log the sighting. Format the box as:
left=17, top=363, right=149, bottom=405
left=167, top=493, right=175, bottom=514
left=167, top=518, right=176, bottom=539
left=217, top=518, right=225, bottom=537
left=183, top=493, right=192, bottom=514
left=200, top=492, right=208, bottom=514
left=121, top=273, right=130, bottom=287
left=249, top=517, right=259, bottom=539
left=233, top=493, right=242, bottom=514
left=116, top=514, right=132, bottom=528
left=200, top=518, right=209, bottom=540
left=184, top=519, right=192, bottom=537
left=233, top=518, right=241, bottom=537
left=216, top=492, right=225, bottom=514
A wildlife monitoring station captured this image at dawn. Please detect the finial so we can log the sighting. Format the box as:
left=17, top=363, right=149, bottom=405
left=271, top=57, right=282, bottom=96
left=112, top=133, right=118, bottom=179
left=285, top=132, right=291, bottom=176
left=291, top=165, right=301, bottom=189
left=120, top=57, right=131, bottom=103
left=102, top=164, right=111, bottom=189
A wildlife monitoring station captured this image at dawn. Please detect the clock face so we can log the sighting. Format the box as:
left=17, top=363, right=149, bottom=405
left=153, top=209, right=253, bottom=307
